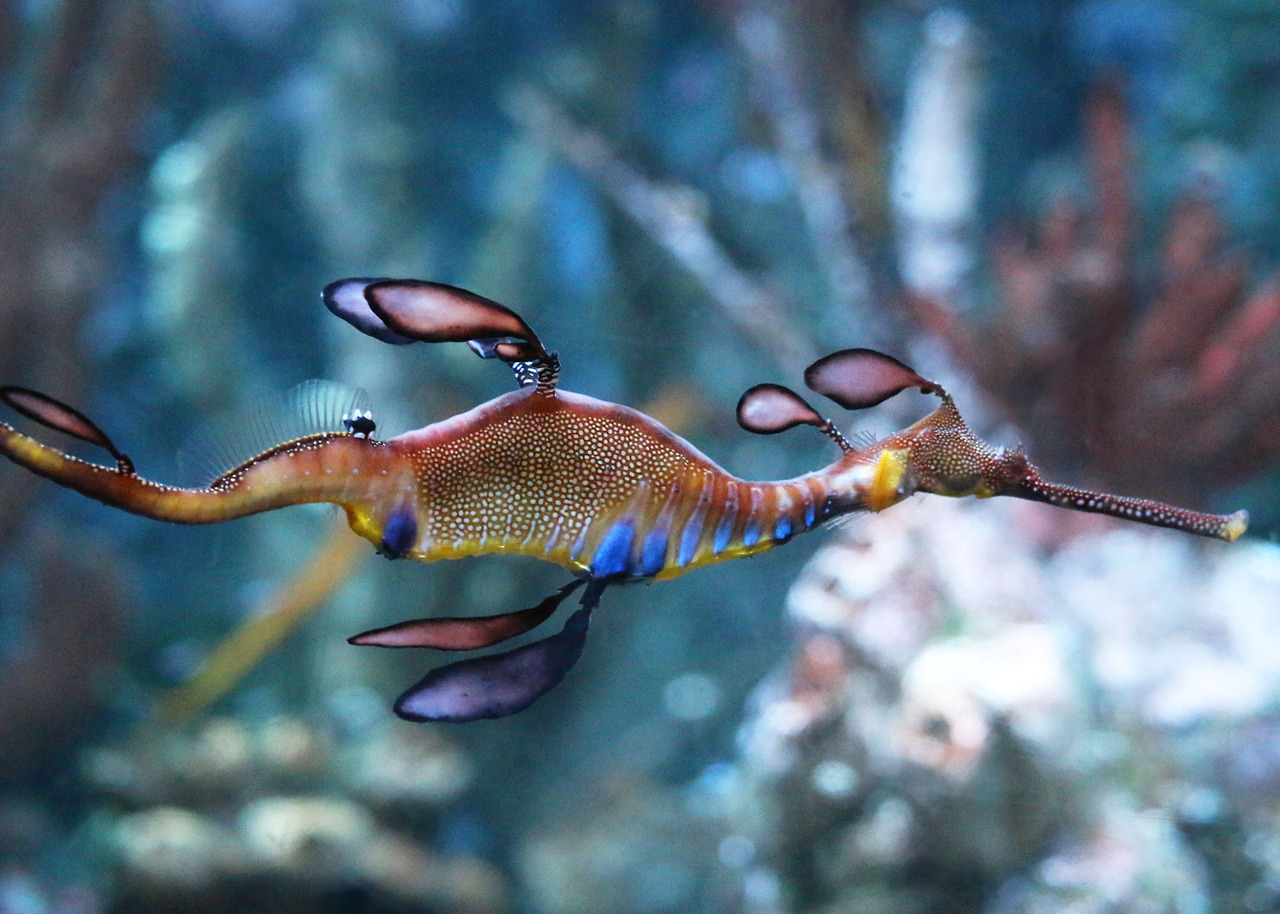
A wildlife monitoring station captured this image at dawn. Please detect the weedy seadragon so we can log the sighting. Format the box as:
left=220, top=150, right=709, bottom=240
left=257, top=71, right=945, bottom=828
left=0, top=279, right=1249, bottom=721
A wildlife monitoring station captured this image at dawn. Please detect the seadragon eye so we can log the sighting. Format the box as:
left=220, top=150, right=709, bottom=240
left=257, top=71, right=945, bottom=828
left=344, top=410, right=376, bottom=438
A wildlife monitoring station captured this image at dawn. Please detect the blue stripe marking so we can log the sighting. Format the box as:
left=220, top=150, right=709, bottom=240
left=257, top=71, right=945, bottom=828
left=678, top=508, right=706, bottom=567
left=774, top=516, right=792, bottom=542
left=570, top=524, right=589, bottom=562
left=381, top=505, right=418, bottom=559
left=804, top=501, right=816, bottom=527
left=743, top=488, right=764, bottom=547
left=592, top=520, right=635, bottom=578
left=639, top=527, right=668, bottom=576
left=714, top=512, right=734, bottom=553
left=714, top=487, right=737, bottom=553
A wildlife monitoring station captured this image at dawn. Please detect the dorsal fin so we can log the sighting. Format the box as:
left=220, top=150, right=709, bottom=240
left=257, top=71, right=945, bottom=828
left=177, top=380, right=372, bottom=485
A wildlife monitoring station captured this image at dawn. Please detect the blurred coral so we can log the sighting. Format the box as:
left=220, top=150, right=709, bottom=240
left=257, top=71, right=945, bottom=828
left=85, top=714, right=504, bottom=913
left=910, top=81, right=1280, bottom=502
left=518, top=776, right=726, bottom=914
left=0, top=0, right=157, bottom=776
left=0, top=0, right=159, bottom=454
left=734, top=498, right=1280, bottom=912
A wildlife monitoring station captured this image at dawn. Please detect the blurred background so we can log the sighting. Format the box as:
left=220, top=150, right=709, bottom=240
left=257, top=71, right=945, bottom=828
left=2, top=0, right=1280, bottom=911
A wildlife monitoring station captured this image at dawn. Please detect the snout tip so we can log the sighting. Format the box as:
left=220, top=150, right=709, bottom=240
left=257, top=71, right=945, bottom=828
left=1222, top=509, right=1249, bottom=542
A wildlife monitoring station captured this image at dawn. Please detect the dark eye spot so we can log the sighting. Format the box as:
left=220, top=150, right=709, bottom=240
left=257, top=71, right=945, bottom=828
left=345, top=410, right=377, bottom=438
left=381, top=505, right=417, bottom=559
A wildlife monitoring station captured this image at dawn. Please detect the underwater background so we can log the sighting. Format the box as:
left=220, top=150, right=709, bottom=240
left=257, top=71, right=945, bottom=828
left=2, top=0, right=1280, bottom=911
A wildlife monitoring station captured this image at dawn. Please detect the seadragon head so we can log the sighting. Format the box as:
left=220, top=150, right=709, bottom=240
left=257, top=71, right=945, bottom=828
left=737, top=348, right=1248, bottom=542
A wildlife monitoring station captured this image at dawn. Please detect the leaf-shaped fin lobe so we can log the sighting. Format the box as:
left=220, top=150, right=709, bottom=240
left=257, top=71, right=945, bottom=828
left=1, top=386, right=126, bottom=458
left=349, top=579, right=584, bottom=651
left=322, top=277, right=417, bottom=345
left=365, top=279, right=545, bottom=358
left=736, top=383, right=826, bottom=434
left=394, top=606, right=593, bottom=722
left=804, top=348, right=941, bottom=410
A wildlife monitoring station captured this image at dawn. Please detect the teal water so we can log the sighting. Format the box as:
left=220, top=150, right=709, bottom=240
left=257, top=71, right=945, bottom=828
left=1, top=2, right=1278, bottom=911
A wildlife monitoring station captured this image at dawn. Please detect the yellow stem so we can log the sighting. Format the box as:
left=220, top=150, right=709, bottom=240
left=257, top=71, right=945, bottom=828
left=157, top=522, right=367, bottom=722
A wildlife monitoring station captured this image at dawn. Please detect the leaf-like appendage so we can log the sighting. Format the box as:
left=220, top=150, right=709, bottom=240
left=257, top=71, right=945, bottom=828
left=804, top=348, right=940, bottom=410
left=1, top=386, right=124, bottom=457
left=736, top=384, right=825, bottom=434
left=365, top=279, right=544, bottom=357
left=349, top=580, right=583, bottom=651
left=322, top=277, right=417, bottom=345
left=393, top=607, right=592, bottom=722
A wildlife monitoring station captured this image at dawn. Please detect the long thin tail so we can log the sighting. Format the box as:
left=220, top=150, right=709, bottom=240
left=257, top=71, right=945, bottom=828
left=1, top=420, right=393, bottom=524
left=1013, top=469, right=1248, bottom=542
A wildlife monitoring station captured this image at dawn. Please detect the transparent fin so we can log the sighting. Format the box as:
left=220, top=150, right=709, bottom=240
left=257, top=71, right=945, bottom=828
left=177, top=380, right=372, bottom=485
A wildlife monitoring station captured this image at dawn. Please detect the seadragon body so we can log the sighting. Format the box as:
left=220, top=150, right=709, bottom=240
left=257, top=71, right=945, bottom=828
left=0, top=278, right=1249, bottom=722
left=386, top=387, right=891, bottom=578
left=0, top=385, right=882, bottom=579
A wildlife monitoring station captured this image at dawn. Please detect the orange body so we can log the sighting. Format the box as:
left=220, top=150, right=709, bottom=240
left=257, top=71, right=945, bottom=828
left=382, top=388, right=885, bottom=578
left=0, top=385, right=898, bottom=582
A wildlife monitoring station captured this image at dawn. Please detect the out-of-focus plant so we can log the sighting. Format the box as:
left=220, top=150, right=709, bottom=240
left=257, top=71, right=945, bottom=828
left=0, top=0, right=159, bottom=776
left=910, top=81, right=1280, bottom=505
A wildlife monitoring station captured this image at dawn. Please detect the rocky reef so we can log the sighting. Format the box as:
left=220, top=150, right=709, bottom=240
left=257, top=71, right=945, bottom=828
left=731, top=497, right=1280, bottom=913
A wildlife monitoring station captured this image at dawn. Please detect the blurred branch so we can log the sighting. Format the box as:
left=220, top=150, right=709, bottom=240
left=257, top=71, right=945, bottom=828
left=0, top=0, right=160, bottom=546
left=892, top=10, right=982, bottom=305
left=505, top=85, right=817, bottom=375
left=725, top=0, right=879, bottom=325
left=158, top=524, right=367, bottom=723
left=0, top=0, right=159, bottom=774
